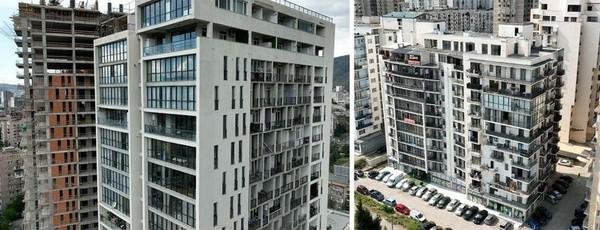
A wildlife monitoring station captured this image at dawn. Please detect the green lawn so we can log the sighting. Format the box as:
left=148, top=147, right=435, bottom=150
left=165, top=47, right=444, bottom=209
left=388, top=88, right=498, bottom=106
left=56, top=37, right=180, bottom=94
left=355, top=193, right=421, bottom=230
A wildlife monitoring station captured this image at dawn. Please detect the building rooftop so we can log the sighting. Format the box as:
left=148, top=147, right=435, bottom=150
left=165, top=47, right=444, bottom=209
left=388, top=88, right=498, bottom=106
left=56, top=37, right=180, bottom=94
left=383, top=11, right=427, bottom=19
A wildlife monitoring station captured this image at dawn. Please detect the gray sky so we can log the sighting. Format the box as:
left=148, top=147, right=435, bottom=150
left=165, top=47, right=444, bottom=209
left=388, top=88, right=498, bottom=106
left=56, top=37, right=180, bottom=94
left=0, top=0, right=350, bottom=84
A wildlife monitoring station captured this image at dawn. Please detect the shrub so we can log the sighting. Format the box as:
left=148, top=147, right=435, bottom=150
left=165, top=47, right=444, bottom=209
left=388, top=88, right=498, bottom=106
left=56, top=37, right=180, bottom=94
left=355, top=159, right=367, bottom=169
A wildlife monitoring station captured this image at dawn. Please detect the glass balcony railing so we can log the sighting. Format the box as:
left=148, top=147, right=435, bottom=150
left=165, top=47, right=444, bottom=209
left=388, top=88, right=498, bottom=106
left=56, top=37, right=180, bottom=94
left=145, top=124, right=196, bottom=141
left=143, top=39, right=196, bottom=56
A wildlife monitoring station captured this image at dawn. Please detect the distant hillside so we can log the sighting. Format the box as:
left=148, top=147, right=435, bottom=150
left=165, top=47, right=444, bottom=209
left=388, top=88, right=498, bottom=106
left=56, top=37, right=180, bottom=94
left=333, top=55, right=349, bottom=90
left=0, top=84, right=22, bottom=95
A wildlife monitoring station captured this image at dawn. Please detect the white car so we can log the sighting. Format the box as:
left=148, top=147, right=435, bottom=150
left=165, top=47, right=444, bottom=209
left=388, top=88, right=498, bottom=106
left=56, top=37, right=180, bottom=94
left=446, top=199, right=460, bottom=212
left=552, top=190, right=563, bottom=199
left=558, top=158, right=573, bottom=167
left=402, top=180, right=414, bottom=191
left=408, top=186, right=420, bottom=196
left=454, top=204, right=467, bottom=216
left=415, top=187, right=428, bottom=197
left=428, top=193, right=443, bottom=206
left=422, top=189, right=437, bottom=201
left=409, top=210, right=426, bottom=222
left=395, top=178, right=409, bottom=189
left=382, top=173, right=393, bottom=183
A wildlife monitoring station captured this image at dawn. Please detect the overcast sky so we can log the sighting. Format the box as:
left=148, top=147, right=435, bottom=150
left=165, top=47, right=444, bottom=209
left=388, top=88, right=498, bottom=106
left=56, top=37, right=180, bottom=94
left=0, top=0, right=349, bottom=84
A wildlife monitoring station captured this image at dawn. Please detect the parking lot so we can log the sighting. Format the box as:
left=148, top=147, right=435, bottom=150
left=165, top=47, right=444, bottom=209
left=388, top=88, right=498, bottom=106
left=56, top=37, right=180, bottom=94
left=355, top=177, right=499, bottom=230
left=539, top=162, right=589, bottom=230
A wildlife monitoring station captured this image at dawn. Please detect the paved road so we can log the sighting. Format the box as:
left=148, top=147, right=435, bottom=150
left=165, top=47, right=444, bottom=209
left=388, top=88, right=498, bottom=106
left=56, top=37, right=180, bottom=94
left=356, top=177, right=498, bottom=230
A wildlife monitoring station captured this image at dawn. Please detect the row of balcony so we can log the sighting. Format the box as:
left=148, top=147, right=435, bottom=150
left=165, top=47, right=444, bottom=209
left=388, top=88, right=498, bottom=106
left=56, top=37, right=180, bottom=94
left=251, top=72, right=322, bottom=84
left=144, top=124, right=195, bottom=141
left=250, top=118, right=311, bottom=134
left=251, top=97, right=312, bottom=108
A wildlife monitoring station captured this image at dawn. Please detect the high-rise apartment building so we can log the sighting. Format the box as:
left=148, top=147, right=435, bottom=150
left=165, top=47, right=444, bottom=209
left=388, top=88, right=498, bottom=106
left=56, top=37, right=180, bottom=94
left=587, top=112, right=600, bottom=229
left=93, top=0, right=334, bottom=229
left=380, top=23, right=563, bottom=221
left=12, top=1, right=122, bottom=229
left=424, top=9, right=493, bottom=33
left=0, top=147, right=25, bottom=210
left=355, top=0, right=404, bottom=17
left=531, top=0, right=600, bottom=144
left=492, top=0, right=535, bottom=33
left=354, top=30, right=386, bottom=155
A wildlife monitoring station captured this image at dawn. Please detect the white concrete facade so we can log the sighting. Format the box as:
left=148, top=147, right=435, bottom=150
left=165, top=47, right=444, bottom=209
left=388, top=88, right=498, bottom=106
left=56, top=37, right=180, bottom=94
left=95, top=0, right=334, bottom=229
left=380, top=22, right=563, bottom=222
left=531, top=0, right=600, bottom=144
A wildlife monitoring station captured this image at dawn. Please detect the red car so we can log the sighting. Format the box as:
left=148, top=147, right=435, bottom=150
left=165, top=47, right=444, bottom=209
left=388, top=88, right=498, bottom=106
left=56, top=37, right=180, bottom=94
left=395, top=203, right=410, bottom=215
left=356, top=185, right=369, bottom=195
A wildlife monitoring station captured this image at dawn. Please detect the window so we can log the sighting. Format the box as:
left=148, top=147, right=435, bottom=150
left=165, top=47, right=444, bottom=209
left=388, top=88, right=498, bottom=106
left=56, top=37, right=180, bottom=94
left=213, top=202, right=218, bottom=226
left=239, top=86, right=243, bottom=108
left=102, top=187, right=130, bottom=215
left=230, top=196, right=234, bottom=218
left=238, top=140, right=242, bottom=163
left=568, top=5, right=581, bottom=12
left=98, top=40, right=127, bottom=64
left=99, top=63, right=127, bottom=85
left=235, top=114, right=239, bottom=136
left=236, top=57, right=240, bottom=80
left=232, top=86, right=236, bottom=109
left=242, top=166, right=245, bottom=188
left=100, top=147, right=129, bottom=172
left=214, top=145, right=219, bottom=169
left=100, top=128, right=128, bottom=150
left=146, top=86, right=196, bottom=110
left=541, top=4, right=547, bottom=9
left=149, top=162, right=196, bottom=198
left=223, top=56, right=228, bottom=80
left=231, top=142, right=235, bottom=165
left=215, top=0, right=247, bottom=14
left=234, top=168, right=238, bottom=190
left=146, top=55, right=196, bottom=82
left=215, top=86, right=219, bottom=110
left=222, top=172, right=226, bottom=194
left=142, top=0, right=191, bottom=27
left=101, top=167, right=129, bottom=194
left=149, top=188, right=195, bottom=227
left=99, top=87, right=127, bottom=106
left=147, top=138, right=196, bottom=169
left=491, top=45, right=501, bottom=56
left=223, top=115, right=227, bottom=138
left=242, top=113, right=246, bottom=135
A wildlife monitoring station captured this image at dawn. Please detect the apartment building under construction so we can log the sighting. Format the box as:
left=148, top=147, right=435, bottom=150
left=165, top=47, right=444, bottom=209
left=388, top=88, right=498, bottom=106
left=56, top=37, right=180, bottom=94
left=13, top=1, right=125, bottom=229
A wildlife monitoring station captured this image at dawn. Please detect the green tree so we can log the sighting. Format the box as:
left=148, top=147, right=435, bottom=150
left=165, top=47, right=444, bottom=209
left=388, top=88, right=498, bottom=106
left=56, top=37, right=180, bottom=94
left=355, top=200, right=382, bottom=230
left=355, top=159, right=367, bottom=170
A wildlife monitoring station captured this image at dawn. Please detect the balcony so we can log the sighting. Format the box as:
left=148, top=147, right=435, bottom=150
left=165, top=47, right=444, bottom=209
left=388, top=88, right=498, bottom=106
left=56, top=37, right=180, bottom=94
left=98, top=118, right=127, bottom=128
left=250, top=171, right=262, bottom=184
left=311, top=171, right=320, bottom=181
left=144, top=124, right=195, bottom=141
left=314, top=96, right=324, bottom=103
left=143, top=39, right=196, bottom=56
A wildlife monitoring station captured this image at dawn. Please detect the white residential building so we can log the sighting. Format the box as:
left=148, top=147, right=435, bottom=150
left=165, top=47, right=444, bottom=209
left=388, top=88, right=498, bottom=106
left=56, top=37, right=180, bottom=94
left=94, top=0, right=334, bottom=229
left=531, top=0, right=600, bottom=144
left=380, top=22, right=563, bottom=221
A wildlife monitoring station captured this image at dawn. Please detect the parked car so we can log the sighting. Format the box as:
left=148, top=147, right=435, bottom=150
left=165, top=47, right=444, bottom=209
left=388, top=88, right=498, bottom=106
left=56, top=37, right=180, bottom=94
left=368, top=171, right=379, bottom=179
left=386, top=172, right=406, bottom=187
left=499, top=221, right=513, bottom=230
left=409, top=210, right=426, bottom=222
left=402, top=181, right=415, bottom=192
left=558, top=158, right=573, bottom=167
left=408, top=185, right=420, bottom=196
left=537, top=206, right=552, bottom=220
left=446, top=199, right=460, bottom=212
left=484, top=214, right=497, bottom=225
left=454, top=204, right=468, bottom=216
left=383, top=198, right=396, bottom=207
left=473, top=210, right=489, bottom=224
left=369, top=190, right=384, bottom=202
left=545, top=193, right=559, bottom=204
left=375, top=171, right=390, bottom=181
left=428, top=193, right=443, bottom=206
left=395, top=203, right=410, bottom=215
left=422, top=189, right=437, bottom=201
left=395, top=178, right=410, bottom=189
left=527, top=219, right=541, bottom=230
left=551, top=190, right=563, bottom=199
left=355, top=170, right=364, bottom=177
left=421, top=221, right=436, bottom=230
left=555, top=179, right=570, bottom=188
left=382, top=173, right=393, bottom=183
left=356, top=185, right=369, bottom=195
left=436, top=197, right=451, bottom=209
left=416, top=187, right=428, bottom=197
left=560, top=175, right=574, bottom=183
left=552, top=183, right=567, bottom=194
left=532, top=210, right=548, bottom=225
left=462, top=206, right=479, bottom=220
